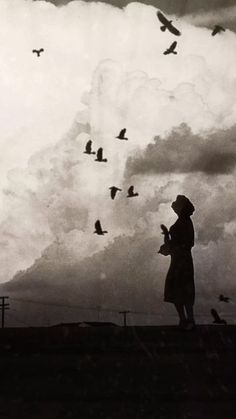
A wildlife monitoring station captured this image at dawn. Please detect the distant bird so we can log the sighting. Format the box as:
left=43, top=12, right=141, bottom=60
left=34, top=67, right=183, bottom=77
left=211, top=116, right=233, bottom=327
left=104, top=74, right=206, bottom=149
left=157, top=11, right=181, bottom=36
left=32, top=48, right=44, bottom=57
left=109, top=186, right=122, bottom=200
left=164, top=41, right=177, bottom=55
left=127, top=185, right=139, bottom=198
left=211, top=308, right=227, bottom=325
left=94, top=220, right=108, bottom=235
left=212, top=25, right=225, bottom=36
left=95, top=148, right=107, bottom=162
left=116, top=129, right=128, bottom=141
left=219, top=294, right=230, bottom=303
left=84, top=140, right=96, bottom=155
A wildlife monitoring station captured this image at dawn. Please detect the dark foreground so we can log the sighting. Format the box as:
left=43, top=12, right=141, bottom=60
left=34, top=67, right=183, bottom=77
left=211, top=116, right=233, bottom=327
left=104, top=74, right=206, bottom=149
left=0, top=325, right=235, bottom=419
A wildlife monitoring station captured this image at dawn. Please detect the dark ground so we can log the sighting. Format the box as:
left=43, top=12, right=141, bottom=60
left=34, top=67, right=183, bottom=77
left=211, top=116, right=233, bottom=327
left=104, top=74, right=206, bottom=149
left=0, top=325, right=235, bottom=419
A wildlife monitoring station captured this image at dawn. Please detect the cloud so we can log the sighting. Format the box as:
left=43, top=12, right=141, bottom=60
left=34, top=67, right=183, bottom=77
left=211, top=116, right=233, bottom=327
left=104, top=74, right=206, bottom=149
left=4, top=199, right=236, bottom=326
left=184, top=5, right=236, bottom=27
left=126, top=123, right=236, bottom=176
left=0, top=1, right=236, bottom=325
left=1, top=0, right=236, bottom=186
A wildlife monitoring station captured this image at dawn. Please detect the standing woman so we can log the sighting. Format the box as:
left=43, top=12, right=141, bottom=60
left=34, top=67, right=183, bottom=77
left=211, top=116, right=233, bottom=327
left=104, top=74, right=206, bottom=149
left=159, top=195, right=195, bottom=330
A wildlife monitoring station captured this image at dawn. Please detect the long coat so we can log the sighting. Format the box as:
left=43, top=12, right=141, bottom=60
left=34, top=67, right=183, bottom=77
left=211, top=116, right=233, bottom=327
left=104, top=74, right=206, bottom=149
left=164, top=216, right=195, bottom=305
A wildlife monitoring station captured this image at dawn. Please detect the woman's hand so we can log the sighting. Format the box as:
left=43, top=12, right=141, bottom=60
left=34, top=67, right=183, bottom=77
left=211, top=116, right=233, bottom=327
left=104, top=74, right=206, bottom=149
left=158, top=243, right=170, bottom=256
left=160, top=224, right=168, bottom=235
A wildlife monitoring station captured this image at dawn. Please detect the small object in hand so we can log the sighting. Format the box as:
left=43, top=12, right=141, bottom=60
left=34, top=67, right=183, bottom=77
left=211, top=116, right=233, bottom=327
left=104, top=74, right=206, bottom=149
left=160, top=224, right=169, bottom=235
left=158, top=243, right=170, bottom=256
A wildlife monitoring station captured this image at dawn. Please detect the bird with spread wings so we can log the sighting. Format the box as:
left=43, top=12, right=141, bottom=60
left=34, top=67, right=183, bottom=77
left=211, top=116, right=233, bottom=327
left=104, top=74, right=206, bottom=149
left=32, top=48, right=44, bottom=57
left=157, top=11, right=181, bottom=36
left=127, top=185, right=139, bottom=198
left=95, top=147, right=107, bottom=162
left=116, top=128, right=128, bottom=141
left=211, top=309, right=227, bottom=325
left=212, top=25, right=225, bottom=36
left=94, top=220, right=108, bottom=235
left=84, top=140, right=96, bottom=155
left=109, top=187, right=122, bottom=200
left=164, top=41, right=177, bottom=55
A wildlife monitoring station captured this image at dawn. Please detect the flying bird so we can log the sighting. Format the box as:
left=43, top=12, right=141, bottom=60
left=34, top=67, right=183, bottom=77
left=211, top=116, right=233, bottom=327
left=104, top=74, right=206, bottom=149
left=95, top=148, right=107, bottom=162
left=116, top=129, right=128, bottom=141
left=127, top=185, right=139, bottom=198
left=219, top=294, right=230, bottom=303
left=84, top=140, right=96, bottom=155
left=211, top=308, right=227, bottom=325
left=164, top=41, right=177, bottom=55
left=157, top=11, right=181, bottom=36
left=212, top=25, right=225, bottom=36
left=32, top=48, right=44, bottom=57
left=94, top=220, right=108, bottom=235
left=109, top=186, right=122, bottom=200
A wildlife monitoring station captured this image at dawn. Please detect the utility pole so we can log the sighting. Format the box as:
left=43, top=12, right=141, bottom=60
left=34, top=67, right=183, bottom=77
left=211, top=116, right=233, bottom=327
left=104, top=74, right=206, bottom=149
left=0, top=296, right=9, bottom=328
left=119, top=310, right=130, bottom=327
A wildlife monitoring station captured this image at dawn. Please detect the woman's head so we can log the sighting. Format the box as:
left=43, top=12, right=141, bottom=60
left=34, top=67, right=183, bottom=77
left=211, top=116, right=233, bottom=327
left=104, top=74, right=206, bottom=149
left=171, top=195, right=195, bottom=217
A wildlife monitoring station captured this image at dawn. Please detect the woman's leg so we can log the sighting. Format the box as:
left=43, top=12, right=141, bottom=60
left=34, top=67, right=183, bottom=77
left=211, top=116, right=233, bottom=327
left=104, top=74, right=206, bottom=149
left=175, top=303, right=187, bottom=324
left=185, top=304, right=195, bottom=323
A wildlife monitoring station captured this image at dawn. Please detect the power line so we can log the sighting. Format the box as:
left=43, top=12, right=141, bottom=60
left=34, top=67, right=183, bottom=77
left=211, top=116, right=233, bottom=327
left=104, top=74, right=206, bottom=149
left=10, top=297, right=163, bottom=316
left=9, top=297, right=236, bottom=320
left=11, top=297, right=119, bottom=313
left=7, top=311, right=32, bottom=327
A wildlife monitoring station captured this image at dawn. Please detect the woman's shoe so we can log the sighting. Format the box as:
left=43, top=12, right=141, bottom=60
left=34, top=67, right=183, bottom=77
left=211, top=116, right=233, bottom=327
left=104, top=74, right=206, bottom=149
left=178, top=319, right=188, bottom=329
left=185, top=320, right=196, bottom=331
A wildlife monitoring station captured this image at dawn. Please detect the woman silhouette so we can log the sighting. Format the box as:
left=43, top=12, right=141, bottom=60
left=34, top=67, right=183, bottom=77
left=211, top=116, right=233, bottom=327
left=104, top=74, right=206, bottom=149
left=160, top=195, right=195, bottom=330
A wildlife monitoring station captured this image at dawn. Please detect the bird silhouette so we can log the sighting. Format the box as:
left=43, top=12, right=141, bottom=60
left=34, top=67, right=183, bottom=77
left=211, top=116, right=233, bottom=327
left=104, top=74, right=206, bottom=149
left=127, top=185, right=139, bottom=198
left=32, top=48, right=44, bottom=57
left=94, top=220, right=108, bottom=235
left=84, top=140, right=96, bottom=155
left=164, top=41, right=177, bottom=55
left=219, top=294, right=230, bottom=303
left=95, top=148, right=107, bottom=162
left=109, top=186, right=122, bottom=200
left=211, top=308, right=227, bottom=325
left=157, top=11, right=181, bottom=36
left=116, top=129, right=128, bottom=140
left=212, top=25, right=225, bottom=36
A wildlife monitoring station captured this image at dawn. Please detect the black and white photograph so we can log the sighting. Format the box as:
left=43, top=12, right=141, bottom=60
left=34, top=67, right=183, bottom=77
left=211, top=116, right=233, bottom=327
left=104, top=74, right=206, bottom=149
left=0, top=1, right=236, bottom=418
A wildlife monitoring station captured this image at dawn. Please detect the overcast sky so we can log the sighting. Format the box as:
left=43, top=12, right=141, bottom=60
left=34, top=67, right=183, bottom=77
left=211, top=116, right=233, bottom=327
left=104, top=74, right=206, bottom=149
left=35, top=0, right=236, bottom=14
left=35, top=0, right=236, bottom=31
left=0, top=0, right=236, bottom=325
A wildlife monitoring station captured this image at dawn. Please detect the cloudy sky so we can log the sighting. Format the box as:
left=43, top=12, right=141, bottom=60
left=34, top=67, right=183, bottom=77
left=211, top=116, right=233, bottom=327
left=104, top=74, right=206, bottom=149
left=1, top=0, right=236, bottom=326
left=36, top=0, right=236, bottom=32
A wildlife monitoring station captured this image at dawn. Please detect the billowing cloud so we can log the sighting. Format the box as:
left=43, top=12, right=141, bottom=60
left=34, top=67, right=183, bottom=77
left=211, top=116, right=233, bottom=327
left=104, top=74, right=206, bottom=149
left=37, top=0, right=236, bottom=19
left=184, top=5, right=236, bottom=27
left=0, top=1, right=236, bottom=324
left=126, top=123, right=236, bottom=176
